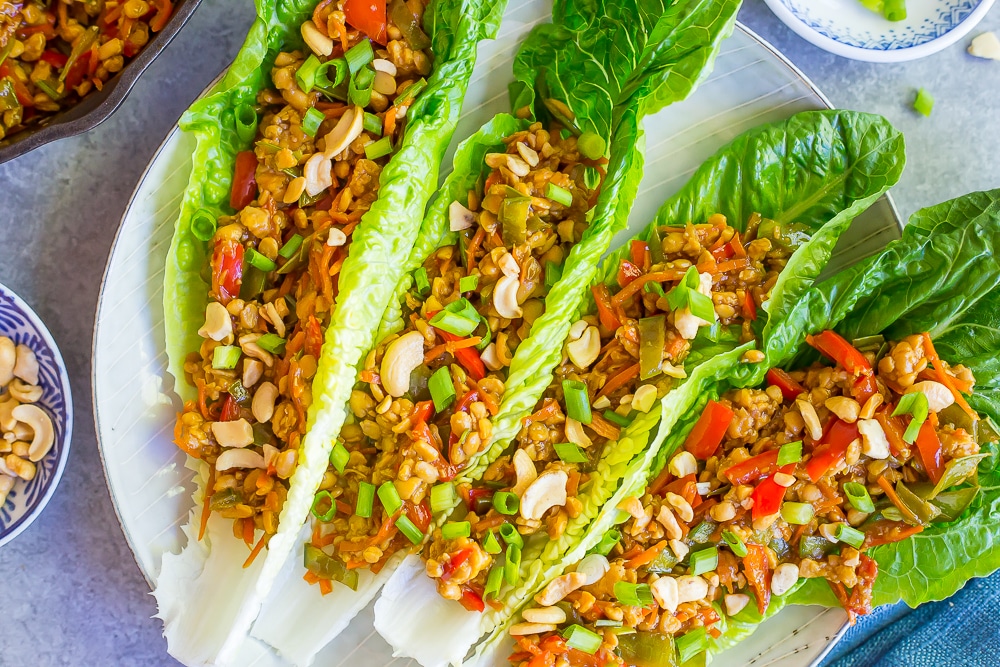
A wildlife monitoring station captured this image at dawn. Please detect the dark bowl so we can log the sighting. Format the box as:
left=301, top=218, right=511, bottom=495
left=0, top=0, right=203, bottom=166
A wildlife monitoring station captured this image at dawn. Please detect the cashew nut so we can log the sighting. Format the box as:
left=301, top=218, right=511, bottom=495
left=516, top=142, right=539, bottom=167
left=511, top=449, right=537, bottom=497
left=650, top=576, right=679, bottom=613
left=252, top=382, right=279, bottom=423
left=239, top=334, right=274, bottom=367
left=656, top=505, right=682, bottom=541
left=534, top=571, right=587, bottom=606
left=0, top=474, right=13, bottom=506
left=304, top=152, right=334, bottom=197
left=505, top=154, right=530, bottom=177
left=564, top=417, right=592, bottom=448
left=326, top=228, right=347, bottom=247
left=825, top=396, right=860, bottom=423
left=322, top=106, right=364, bottom=159
left=521, top=606, right=566, bottom=625
left=380, top=331, right=425, bottom=398
left=668, top=450, right=697, bottom=478
left=11, top=404, right=54, bottom=462
left=676, top=575, right=709, bottom=603
left=905, top=380, right=955, bottom=413
left=858, top=418, right=890, bottom=459
left=8, top=379, right=41, bottom=403
left=771, top=562, right=799, bottom=596
left=796, top=399, right=824, bottom=441
left=211, top=419, right=254, bottom=448
left=480, top=343, right=504, bottom=371
left=665, top=491, right=694, bottom=523
left=493, top=275, right=523, bottom=319
left=198, top=302, right=232, bottom=342
left=724, top=593, right=750, bottom=616
left=519, top=469, right=568, bottom=521
left=0, top=337, right=14, bottom=386
left=566, top=326, right=600, bottom=369
left=372, top=58, right=397, bottom=76
left=498, top=252, right=520, bottom=278
left=13, top=344, right=38, bottom=386
left=216, top=448, right=266, bottom=471
left=509, top=622, right=558, bottom=637
left=0, top=395, right=20, bottom=432
left=631, top=384, right=658, bottom=413
left=300, top=19, right=333, bottom=56
left=243, top=359, right=264, bottom=387
left=449, top=201, right=475, bottom=231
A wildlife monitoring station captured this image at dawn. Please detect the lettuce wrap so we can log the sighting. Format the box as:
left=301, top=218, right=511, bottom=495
left=155, top=0, right=505, bottom=664
left=464, top=108, right=905, bottom=666
left=617, top=190, right=1000, bottom=664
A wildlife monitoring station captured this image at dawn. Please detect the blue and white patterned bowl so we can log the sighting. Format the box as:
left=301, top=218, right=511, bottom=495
left=764, top=0, right=995, bottom=62
left=0, top=285, right=72, bottom=548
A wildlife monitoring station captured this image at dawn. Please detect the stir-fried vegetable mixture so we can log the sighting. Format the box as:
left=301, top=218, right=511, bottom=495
left=302, top=121, right=608, bottom=594
left=171, top=0, right=433, bottom=565
left=419, top=215, right=799, bottom=610
left=507, top=330, right=996, bottom=666
left=0, top=0, right=174, bottom=139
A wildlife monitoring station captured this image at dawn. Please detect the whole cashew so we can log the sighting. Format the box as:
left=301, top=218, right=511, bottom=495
left=13, top=344, right=38, bottom=386
left=12, top=404, right=54, bottom=462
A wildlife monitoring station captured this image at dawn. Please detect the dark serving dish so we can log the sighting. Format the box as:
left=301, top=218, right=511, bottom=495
left=0, top=0, right=202, bottom=166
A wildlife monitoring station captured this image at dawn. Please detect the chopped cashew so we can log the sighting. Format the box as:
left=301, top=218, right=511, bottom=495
left=825, top=396, right=860, bottom=423
left=905, top=381, right=955, bottom=413
left=520, top=470, right=568, bottom=521
left=771, top=562, right=799, bottom=596
left=657, top=505, right=682, bottom=540
left=300, top=20, right=333, bottom=56
left=650, top=576, right=679, bottom=613
left=449, top=201, right=476, bottom=231
left=252, top=382, right=279, bottom=423
left=668, top=451, right=697, bottom=478
left=198, top=302, right=232, bottom=341
left=521, top=606, right=566, bottom=625
left=724, top=593, right=750, bottom=616
left=969, top=31, right=1000, bottom=60
left=535, top=571, right=587, bottom=606
left=211, top=419, right=254, bottom=448
left=509, top=622, right=557, bottom=636
left=380, top=331, right=425, bottom=398
left=797, top=399, right=824, bottom=441
left=676, top=575, right=709, bottom=603
left=565, top=417, right=592, bottom=448
left=216, top=448, right=266, bottom=471
left=511, top=449, right=538, bottom=497
left=631, top=384, right=658, bottom=413
left=858, top=418, right=891, bottom=459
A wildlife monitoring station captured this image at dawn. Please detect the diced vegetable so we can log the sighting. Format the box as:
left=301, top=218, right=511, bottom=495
left=356, top=481, right=376, bottom=518
left=563, top=379, right=592, bottom=424
left=638, top=315, right=666, bottom=379
left=684, top=399, right=735, bottom=459
left=562, top=625, right=602, bottom=654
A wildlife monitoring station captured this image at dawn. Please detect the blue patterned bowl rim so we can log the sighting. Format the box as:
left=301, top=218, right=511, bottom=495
left=764, top=0, right=996, bottom=62
left=0, top=285, right=73, bottom=548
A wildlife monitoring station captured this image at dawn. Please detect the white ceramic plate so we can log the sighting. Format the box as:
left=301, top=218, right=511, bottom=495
left=764, top=0, right=996, bottom=62
left=93, top=8, right=901, bottom=666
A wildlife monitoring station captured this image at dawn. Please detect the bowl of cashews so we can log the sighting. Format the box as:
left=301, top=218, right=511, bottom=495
left=0, top=284, right=72, bottom=548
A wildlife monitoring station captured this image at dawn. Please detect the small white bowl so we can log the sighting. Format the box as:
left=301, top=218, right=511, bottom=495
left=0, top=285, right=73, bottom=548
left=764, top=0, right=996, bottom=62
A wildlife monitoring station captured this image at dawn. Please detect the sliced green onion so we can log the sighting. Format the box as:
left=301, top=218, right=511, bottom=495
left=459, top=275, right=479, bottom=293
left=613, top=581, right=653, bottom=607
left=301, top=107, right=325, bottom=137
left=894, top=391, right=929, bottom=443
left=228, top=380, right=250, bottom=404
left=484, top=563, right=504, bottom=598
left=246, top=248, right=277, bottom=272
left=562, top=625, right=602, bottom=654
left=504, top=544, right=522, bottom=584
left=429, top=308, right=479, bottom=337
left=576, top=131, right=606, bottom=160
left=394, top=77, right=426, bottom=107
left=378, top=481, right=403, bottom=515
left=689, top=547, right=718, bottom=576
left=330, top=442, right=349, bottom=473
left=545, top=261, right=562, bottom=289
left=474, top=316, right=492, bottom=351
left=884, top=0, right=907, bottom=22
left=396, top=515, right=424, bottom=544
left=781, top=502, right=815, bottom=525
left=590, top=529, right=621, bottom=556
left=644, top=281, right=666, bottom=298
left=34, top=79, right=62, bottom=100
left=363, top=111, right=383, bottom=135
left=721, top=530, right=748, bottom=558
left=554, top=442, right=589, bottom=464
left=414, top=266, right=431, bottom=296
left=279, top=233, right=304, bottom=259
left=295, top=55, right=323, bottom=92
left=493, top=491, right=520, bottom=515
left=256, top=333, right=286, bottom=354
left=191, top=209, right=217, bottom=242
left=345, top=40, right=374, bottom=74
left=429, top=366, right=456, bottom=412
left=498, top=523, right=524, bottom=550
left=546, top=182, right=573, bottom=207
left=235, top=103, right=259, bottom=144
left=687, top=289, right=716, bottom=322
left=676, top=627, right=708, bottom=664
left=355, top=481, right=376, bottom=518
left=311, top=490, right=337, bottom=521
left=429, top=482, right=456, bottom=514
left=212, top=345, right=241, bottom=370
left=913, top=87, right=933, bottom=117
left=688, top=520, right=715, bottom=544
left=349, top=66, right=375, bottom=107
left=777, top=440, right=803, bottom=466
left=442, top=521, right=472, bottom=540
left=364, top=135, right=393, bottom=160
left=834, top=523, right=866, bottom=549
left=562, top=379, right=592, bottom=425
left=843, top=482, right=875, bottom=513
left=603, top=409, right=633, bottom=428
left=483, top=529, right=502, bottom=554
left=593, top=619, right=623, bottom=628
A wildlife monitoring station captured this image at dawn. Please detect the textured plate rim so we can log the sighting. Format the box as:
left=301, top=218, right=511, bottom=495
left=763, top=0, right=996, bottom=62
left=0, top=284, right=74, bottom=548
left=91, top=21, right=900, bottom=666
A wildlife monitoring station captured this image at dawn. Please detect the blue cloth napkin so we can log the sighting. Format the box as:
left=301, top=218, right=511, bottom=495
left=818, top=569, right=1000, bottom=666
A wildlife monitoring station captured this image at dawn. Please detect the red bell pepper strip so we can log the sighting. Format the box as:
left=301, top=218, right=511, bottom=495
left=750, top=465, right=794, bottom=521
left=723, top=449, right=780, bottom=486
left=344, top=0, right=388, bottom=44
left=852, top=372, right=880, bottom=406
left=436, top=329, right=485, bottom=380
left=914, top=419, right=945, bottom=483
left=683, top=399, right=735, bottom=460
left=411, top=400, right=435, bottom=424
left=458, top=585, right=485, bottom=612
left=766, top=368, right=805, bottom=401
left=149, top=0, right=174, bottom=32
left=874, top=408, right=908, bottom=457
left=441, top=547, right=474, bottom=582
left=711, top=243, right=735, bottom=262
left=40, top=50, right=68, bottom=68
left=662, top=474, right=699, bottom=506
left=742, top=543, right=772, bottom=615
left=806, top=330, right=872, bottom=376
left=211, top=239, right=244, bottom=304
left=922, top=333, right=978, bottom=421
left=405, top=499, right=433, bottom=533
left=846, top=554, right=878, bottom=617
left=630, top=240, right=649, bottom=270
left=465, top=486, right=493, bottom=513
left=230, top=150, right=258, bottom=210
left=804, top=418, right=859, bottom=482
left=862, top=520, right=924, bottom=549
left=592, top=284, right=621, bottom=331
left=742, top=290, right=757, bottom=321
left=219, top=394, right=241, bottom=422
left=617, top=259, right=644, bottom=288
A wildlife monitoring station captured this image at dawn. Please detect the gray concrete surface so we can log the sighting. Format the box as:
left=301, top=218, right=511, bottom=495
left=0, top=0, right=996, bottom=664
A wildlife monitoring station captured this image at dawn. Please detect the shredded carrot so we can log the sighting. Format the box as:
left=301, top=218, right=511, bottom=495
left=242, top=517, right=255, bottom=548
left=698, top=257, right=751, bottom=275
left=876, top=475, right=919, bottom=524
left=103, top=5, right=122, bottom=25
left=648, top=467, right=673, bottom=496
left=922, top=333, right=977, bottom=421
left=423, top=335, right=482, bottom=363
left=611, top=271, right=686, bottom=308
left=384, top=106, right=397, bottom=137
left=243, top=533, right=268, bottom=568
left=312, top=0, right=335, bottom=27
left=149, top=0, right=173, bottom=32
left=596, top=363, right=641, bottom=400
left=588, top=411, right=622, bottom=440
left=303, top=571, right=321, bottom=585
left=524, top=398, right=561, bottom=425
left=119, top=16, right=135, bottom=40
left=625, top=540, right=667, bottom=569
left=477, top=385, right=500, bottom=415
left=198, top=466, right=215, bottom=540
left=195, top=378, right=211, bottom=420
left=286, top=330, right=306, bottom=356
left=318, top=579, right=334, bottom=596
left=467, top=227, right=486, bottom=270
left=331, top=16, right=350, bottom=52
